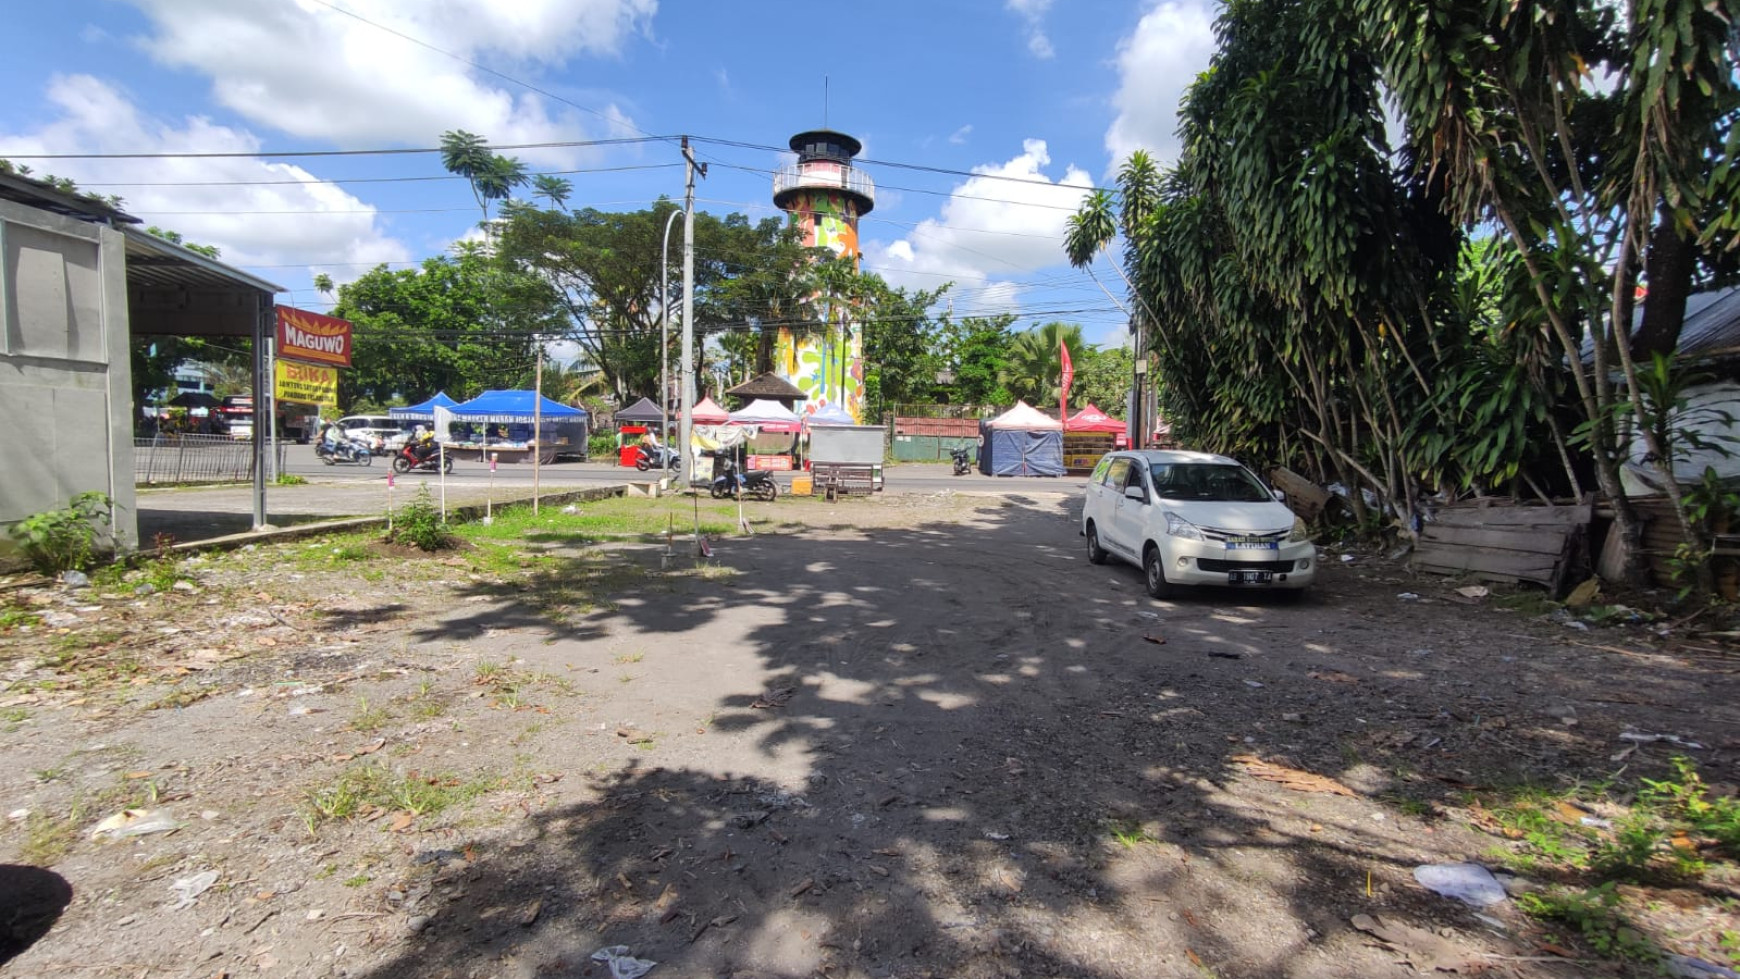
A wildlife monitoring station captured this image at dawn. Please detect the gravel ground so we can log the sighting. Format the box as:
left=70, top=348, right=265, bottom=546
left=2, top=491, right=1737, bottom=979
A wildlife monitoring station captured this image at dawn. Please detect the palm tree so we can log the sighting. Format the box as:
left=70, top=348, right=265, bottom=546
left=1001, top=322, right=1087, bottom=410
left=440, top=129, right=529, bottom=223
left=531, top=174, right=573, bottom=211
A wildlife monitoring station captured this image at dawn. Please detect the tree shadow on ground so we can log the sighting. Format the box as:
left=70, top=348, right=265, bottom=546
left=0, top=865, right=72, bottom=966
left=348, top=496, right=1729, bottom=979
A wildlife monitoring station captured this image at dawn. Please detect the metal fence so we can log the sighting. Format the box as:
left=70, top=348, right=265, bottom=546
left=134, top=435, right=286, bottom=485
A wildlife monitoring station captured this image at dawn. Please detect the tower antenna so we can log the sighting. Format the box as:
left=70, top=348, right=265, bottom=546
left=824, top=76, right=829, bottom=128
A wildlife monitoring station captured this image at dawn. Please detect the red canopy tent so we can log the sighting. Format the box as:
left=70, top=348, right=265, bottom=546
left=690, top=396, right=730, bottom=424
left=1066, top=403, right=1128, bottom=433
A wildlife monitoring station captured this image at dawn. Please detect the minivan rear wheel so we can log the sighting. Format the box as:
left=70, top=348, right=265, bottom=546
left=1085, top=523, right=1108, bottom=565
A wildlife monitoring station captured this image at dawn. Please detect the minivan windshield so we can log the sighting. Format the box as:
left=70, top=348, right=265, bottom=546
left=1148, top=463, right=1272, bottom=502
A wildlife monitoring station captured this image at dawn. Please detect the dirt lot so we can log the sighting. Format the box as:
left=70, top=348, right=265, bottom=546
left=3, top=491, right=1738, bottom=979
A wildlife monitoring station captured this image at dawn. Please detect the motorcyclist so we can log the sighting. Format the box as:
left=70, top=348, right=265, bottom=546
left=409, top=429, right=439, bottom=463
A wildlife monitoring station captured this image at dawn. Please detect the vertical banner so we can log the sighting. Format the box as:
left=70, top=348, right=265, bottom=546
left=1059, top=341, right=1074, bottom=430
left=432, top=405, right=454, bottom=443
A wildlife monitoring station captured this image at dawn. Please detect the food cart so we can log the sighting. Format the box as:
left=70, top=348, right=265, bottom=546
left=442, top=390, right=588, bottom=464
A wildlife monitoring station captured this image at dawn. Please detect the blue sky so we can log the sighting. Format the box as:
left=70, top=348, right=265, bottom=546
left=0, top=0, right=1222, bottom=349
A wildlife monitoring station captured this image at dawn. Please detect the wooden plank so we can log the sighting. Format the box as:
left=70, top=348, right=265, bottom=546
left=1270, top=467, right=1329, bottom=519
left=1420, top=524, right=1570, bottom=554
left=1430, top=504, right=1591, bottom=529
left=1412, top=541, right=1559, bottom=582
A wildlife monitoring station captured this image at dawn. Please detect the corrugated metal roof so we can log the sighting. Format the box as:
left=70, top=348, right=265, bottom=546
left=121, top=227, right=284, bottom=295
left=1674, top=286, right=1740, bottom=359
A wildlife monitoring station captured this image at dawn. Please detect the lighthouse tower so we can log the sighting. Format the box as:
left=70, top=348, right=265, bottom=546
left=771, top=129, right=875, bottom=422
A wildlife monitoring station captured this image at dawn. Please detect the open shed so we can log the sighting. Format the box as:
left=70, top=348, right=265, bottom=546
left=1, top=172, right=283, bottom=560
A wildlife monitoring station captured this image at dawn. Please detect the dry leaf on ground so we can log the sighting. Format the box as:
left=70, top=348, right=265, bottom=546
left=1232, top=755, right=1356, bottom=796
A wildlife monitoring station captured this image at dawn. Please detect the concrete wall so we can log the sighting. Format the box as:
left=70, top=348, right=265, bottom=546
left=0, top=199, right=137, bottom=560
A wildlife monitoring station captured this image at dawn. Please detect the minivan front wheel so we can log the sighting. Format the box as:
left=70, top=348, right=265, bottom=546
left=1085, top=523, right=1108, bottom=565
left=1143, top=546, right=1176, bottom=599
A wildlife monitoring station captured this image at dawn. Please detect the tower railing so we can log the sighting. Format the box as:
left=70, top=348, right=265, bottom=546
left=773, top=164, right=876, bottom=204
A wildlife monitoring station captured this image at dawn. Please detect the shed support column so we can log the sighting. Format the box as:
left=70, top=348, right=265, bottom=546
left=252, top=298, right=270, bottom=531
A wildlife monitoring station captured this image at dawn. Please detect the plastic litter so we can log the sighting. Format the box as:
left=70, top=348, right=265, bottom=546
left=591, top=946, right=657, bottom=979
left=89, top=809, right=184, bottom=840
left=169, top=870, right=219, bottom=910
left=1412, top=863, right=1506, bottom=906
left=1619, top=732, right=1706, bottom=750
left=1666, top=956, right=1740, bottom=979
left=1397, top=592, right=1419, bottom=601
left=1455, top=585, right=1489, bottom=599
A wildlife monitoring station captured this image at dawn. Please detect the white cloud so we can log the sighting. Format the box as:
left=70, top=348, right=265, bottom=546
left=863, top=139, right=1092, bottom=315
left=948, top=124, right=973, bottom=145
left=122, top=0, right=655, bottom=159
left=1, top=75, right=411, bottom=277
left=1005, top=0, right=1056, bottom=59
left=1104, top=1, right=1218, bottom=169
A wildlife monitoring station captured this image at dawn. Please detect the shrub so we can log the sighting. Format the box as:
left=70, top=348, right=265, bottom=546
left=588, top=433, right=619, bottom=460
left=385, top=486, right=456, bottom=552
left=9, top=492, right=113, bottom=574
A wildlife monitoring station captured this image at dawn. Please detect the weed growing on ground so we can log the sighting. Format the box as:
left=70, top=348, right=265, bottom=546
left=274, top=473, right=308, bottom=486
left=1105, top=818, right=1158, bottom=849
left=0, top=605, right=42, bottom=631
left=21, top=811, right=77, bottom=865
left=350, top=697, right=393, bottom=733
left=1518, top=884, right=1659, bottom=963
left=385, top=487, right=456, bottom=552
left=9, top=491, right=112, bottom=574
left=301, top=763, right=498, bottom=831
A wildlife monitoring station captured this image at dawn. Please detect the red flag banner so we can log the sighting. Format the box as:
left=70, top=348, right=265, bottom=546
left=1059, top=340, right=1074, bottom=424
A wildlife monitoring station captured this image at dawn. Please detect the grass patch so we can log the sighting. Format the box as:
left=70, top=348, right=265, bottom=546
left=20, top=811, right=78, bottom=865
left=1105, top=818, right=1159, bottom=849
left=350, top=696, right=394, bottom=733
left=300, top=763, right=500, bottom=831
left=1519, top=883, right=1660, bottom=963
left=275, top=473, right=308, bottom=486
left=145, top=685, right=216, bottom=711
left=456, top=496, right=768, bottom=547
left=0, top=606, right=43, bottom=632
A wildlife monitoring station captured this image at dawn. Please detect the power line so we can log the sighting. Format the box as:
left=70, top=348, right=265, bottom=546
left=73, top=163, right=682, bottom=189
left=689, top=135, right=1116, bottom=196
left=0, top=136, right=664, bottom=161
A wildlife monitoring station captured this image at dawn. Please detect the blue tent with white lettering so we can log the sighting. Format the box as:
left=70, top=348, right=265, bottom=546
left=389, top=391, right=461, bottom=420
left=448, top=390, right=587, bottom=423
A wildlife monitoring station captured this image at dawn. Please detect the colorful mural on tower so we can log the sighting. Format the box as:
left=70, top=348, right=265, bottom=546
left=775, top=189, right=864, bottom=422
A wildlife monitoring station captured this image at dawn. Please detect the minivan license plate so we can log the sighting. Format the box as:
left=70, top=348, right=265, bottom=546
left=1226, top=537, right=1278, bottom=550
left=1228, top=571, right=1273, bottom=584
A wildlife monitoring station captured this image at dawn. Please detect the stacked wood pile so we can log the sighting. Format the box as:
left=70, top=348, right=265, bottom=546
left=1411, top=501, right=1592, bottom=596
left=1270, top=467, right=1331, bottom=521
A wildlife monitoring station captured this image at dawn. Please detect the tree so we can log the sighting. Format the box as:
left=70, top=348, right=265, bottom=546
left=531, top=175, right=573, bottom=212
left=145, top=226, right=220, bottom=258
left=329, top=246, right=563, bottom=408
left=313, top=273, right=334, bottom=297
left=938, top=315, right=1016, bottom=406
left=1075, top=344, right=1134, bottom=413
left=439, top=130, right=529, bottom=224
left=1001, top=322, right=1088, bottom=410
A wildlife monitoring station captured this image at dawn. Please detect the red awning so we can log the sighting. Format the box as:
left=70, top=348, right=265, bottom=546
left=1066, top=403, right=1127, bottom=433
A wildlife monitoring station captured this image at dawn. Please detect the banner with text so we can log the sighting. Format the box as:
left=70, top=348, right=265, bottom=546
left=275, top=360, right=339, bottom=408
left=276, top=305, right=354, bottom=367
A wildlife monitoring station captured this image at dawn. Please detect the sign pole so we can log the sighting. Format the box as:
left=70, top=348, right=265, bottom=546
left=265, top=335, right=278, bottom=483
left=487, top=453, right=497, bottom=524
left=533, top=345, right=544, bottom=516
left=386, top=470, right=395, bottom=532
left=439, top=444, right=447, bottom=521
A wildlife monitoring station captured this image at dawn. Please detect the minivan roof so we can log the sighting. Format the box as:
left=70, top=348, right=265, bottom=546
left=1118, top=449, right=1239, bottom=466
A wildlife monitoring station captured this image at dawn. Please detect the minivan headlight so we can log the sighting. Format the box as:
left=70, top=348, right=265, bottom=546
left=1164, top=512, right=1204, bottom=541
left=1288, top=517, right=1311, bottom=542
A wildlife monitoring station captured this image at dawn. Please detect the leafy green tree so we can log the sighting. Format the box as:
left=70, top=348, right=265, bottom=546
left=1075, top=344, right=1133, bottom=414
left=330, top=245, right=562, bottom=408
left=531, top=175, right=573, bottom=212
left=1001, top=322, right=1087, bottom=411
left=938, top=315, right=1016, bottom=406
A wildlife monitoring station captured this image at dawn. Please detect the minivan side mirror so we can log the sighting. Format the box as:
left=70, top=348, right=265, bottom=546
left=1124, top=485, right=1146, bottom=503
left=1272, top=488, right=1286, bottom=502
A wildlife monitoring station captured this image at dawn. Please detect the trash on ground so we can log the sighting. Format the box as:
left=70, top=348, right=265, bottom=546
left=561, top=504, right=580, bottom=515
left=1666, top=954, right=1740, bottom=979
left=591, top=946, right=657, bottom=979
left=1349, top=914, right=1474, bottom=972
left=1143, top=634, right=1166, bottom=645
left=90, top=809, right=184, bottom=840
left=1455, top=585, right=1489, bottom=599
left=1564, top=578, right=1600, bottom=609
left=1208, top=651, right=1242, bottom=659
left=1396, top=592, right=1420, bottom=601
left=751, top=687, right=795, bottom=709
left=169, top=870, right=219, bottom=910
left=1243, top=679, right=1265, bottom=688
left=1340, top=554, right=1355, bottom=563
left=1619, top=731, right=1706, bottom=749
left=1412, top=863, right=1506, bottom=907
left=1232, top=755, right=1355, bottom=796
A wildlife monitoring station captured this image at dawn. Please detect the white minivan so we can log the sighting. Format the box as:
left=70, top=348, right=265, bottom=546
left=1081, top=450, right=1315, bottom=598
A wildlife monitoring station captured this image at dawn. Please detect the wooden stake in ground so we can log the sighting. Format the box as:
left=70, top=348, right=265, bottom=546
left=386, top=470, right=395, bottom=532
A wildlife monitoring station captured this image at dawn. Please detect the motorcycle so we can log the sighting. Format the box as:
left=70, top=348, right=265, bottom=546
left=316, top=436, right=374, bottom=466
left=709, top=457, right=778, bottom=501
left=634, top=444, right=680, bottom=472
left=950, top=446, right=973, bottom=476
left=391, top=439, right=454, bottom=474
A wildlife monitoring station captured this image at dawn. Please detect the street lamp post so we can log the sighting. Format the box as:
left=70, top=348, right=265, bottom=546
left=659, top=208, right=682, bottom=444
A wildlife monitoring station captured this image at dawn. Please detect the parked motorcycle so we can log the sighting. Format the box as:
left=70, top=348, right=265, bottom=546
left=950, top=446, right=973, bottom=476
left=316, top=437, right=374, bottom=466
left=634, top=444, right=679, bottom=472
left=709, top=457, right=778, bottom=501
left=391, top=438, right=454, bottom=474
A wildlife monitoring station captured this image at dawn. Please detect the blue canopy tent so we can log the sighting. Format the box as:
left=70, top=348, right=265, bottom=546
left=446, top=390, right=590, bottom=461
left=979, top=401, right=1065, bottom=477
left=388, top=391, right=461, bottom=420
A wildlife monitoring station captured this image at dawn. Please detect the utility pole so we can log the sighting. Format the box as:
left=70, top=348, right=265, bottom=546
left=660, top=208, right=682, bottom=444
left=680, top=136, right=706, bottom=486
left=532, top=343, right=543, bottom=514
left=1130, top=317, right=1146, bottom=449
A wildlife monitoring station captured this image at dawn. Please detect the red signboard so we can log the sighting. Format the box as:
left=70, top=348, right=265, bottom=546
left=276, top=306, right=354, bottom=368
left=748, top=455, right=794, bottom=471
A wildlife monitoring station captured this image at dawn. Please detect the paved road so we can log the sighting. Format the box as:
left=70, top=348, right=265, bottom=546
left=278, top=444, right=1085, bottom=497
left=138, top=447, right=1086, bottom=544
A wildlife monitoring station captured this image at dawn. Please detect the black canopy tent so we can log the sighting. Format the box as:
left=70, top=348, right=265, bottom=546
left=615, top=397, right=665, bottom=425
